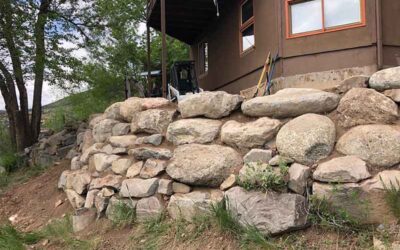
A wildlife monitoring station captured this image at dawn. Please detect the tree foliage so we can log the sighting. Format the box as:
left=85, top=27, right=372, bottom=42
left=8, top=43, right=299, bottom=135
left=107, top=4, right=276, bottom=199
left=0, top=0, right=189, bottom=151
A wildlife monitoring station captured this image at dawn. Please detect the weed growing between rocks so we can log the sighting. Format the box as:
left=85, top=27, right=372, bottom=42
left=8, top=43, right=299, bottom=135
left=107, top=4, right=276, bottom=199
left=110, top=201, right=136, bottom=228
left=210, top=200, right=276, bottom=249
left=237, top=162, right=289, bottom=192
left=381, top=177, right=400, bottom=221
left=308, top=196, right=364, bottom=233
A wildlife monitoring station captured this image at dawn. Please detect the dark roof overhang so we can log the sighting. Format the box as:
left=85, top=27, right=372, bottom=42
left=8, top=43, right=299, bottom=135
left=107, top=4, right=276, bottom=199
left=147, top=0, right=223, bottom=45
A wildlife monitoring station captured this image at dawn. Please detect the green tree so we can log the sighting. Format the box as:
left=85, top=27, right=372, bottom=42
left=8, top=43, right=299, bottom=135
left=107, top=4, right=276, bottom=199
left=0, top=0, right=92, bottom=150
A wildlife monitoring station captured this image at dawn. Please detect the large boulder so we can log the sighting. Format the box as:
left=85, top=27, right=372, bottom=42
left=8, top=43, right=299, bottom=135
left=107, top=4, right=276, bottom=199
left=80, top=143, right=104, bottom=164
left=225, top=187, right=308, bottom=235
left=136, top=196, right=164, bottom=221
left=93, top=119, right=119, bottom=143
left=112, top=123, right=131, bottom=136
left=336, top=125, right=400, bottom=168
left=119, top=97, right=170, bottom=122
left=131, top=109, right=176, bottom=135
left=93, top=153, right=120, bottom=172
left=135, top=134, right=163, bottom=146
left=167, top=144, right=242, bottom=187
left=89, top=174, right=123, bottom=190
left=325, top=76, right=369, bottom=95
left=109, top=135, right=137, bottom=148
left=65, top=170, right=92, bottom=194
left=80, top=130, right=94, bottom=153
left=140, top=159, right=167, bottom=179
left=313, top=156, right=371, bottom=183
left=221, top=118, right=281, bottom=149
left=243, top=149, right=273, bottom=164
left=337, top=88, right=398, bottom=128
left=369, top=66, right=400, bottom=90
left=120, top=178, right=159, bottom=198
left=65, top=189, right=85, bottom=209
left=111, top=158, right=134, bottom=175
left=384, top=89, right=400, bottom=103
left=313, top=170, right=400, bottom=224
left=241, top=88, right=340, bottom=118
left=178, top=91, right=243, bottom=119
left=104, top=102, right=124, bottom=121
left=276, top=114, right=336, bottom=165
left=166, top=119, right=222, bottom=145
left=167, top=190, right=223, bottom=222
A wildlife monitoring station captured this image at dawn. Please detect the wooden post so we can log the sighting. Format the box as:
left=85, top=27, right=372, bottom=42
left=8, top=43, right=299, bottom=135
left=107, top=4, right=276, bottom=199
left=161, top=0, right=167, bottom=98
left=146, top=24, right=152, bottom=95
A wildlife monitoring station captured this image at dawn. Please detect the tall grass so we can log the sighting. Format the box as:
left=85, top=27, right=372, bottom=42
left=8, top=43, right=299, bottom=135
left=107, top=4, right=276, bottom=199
left=0, top=224, right=42, bottom=250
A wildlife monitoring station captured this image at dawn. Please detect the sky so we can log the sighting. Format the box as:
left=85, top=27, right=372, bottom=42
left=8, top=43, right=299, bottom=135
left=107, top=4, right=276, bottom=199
left=0, top=44, right=89, bottom=110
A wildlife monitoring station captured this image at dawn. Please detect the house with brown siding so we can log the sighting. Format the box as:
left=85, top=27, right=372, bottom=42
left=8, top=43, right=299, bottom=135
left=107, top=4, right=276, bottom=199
left=147, top=0, right=400, bottom=94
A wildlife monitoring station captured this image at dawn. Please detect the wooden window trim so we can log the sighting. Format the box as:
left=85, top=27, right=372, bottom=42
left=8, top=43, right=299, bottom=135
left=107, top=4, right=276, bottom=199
left=285, top=0, right=366, bottom=39
left=239, top=0, right=255, bottom=55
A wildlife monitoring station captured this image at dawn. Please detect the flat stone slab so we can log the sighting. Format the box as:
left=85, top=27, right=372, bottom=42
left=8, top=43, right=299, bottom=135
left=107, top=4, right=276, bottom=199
left=120, top=178, right=159, bottom=198
left=166, top=144, right=242, bottom=187
left=178, top=91, right=243, bottom=119
left=313, top=156, right=371, bottom=183
left=166, top=118, right=222, bottom=145
left=241, top=88, right=340, bottom=118
left=168, top=190, right=223, bottom=222
left=221, top=118, right=281, bottom=149
left=129, top=147, right=173, bottom=161
left=225, top=187, right=308, bottom=235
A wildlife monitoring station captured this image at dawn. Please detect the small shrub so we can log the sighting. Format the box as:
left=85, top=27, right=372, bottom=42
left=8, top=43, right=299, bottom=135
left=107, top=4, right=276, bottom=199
left=0, top=152, right=25, bottom=173
left=381, top=177, right=400, bottom=220
left=0, top=224, right=43, bottom=250
left=237, top=162, right=289, bottom=192
left=110, top=201, right=136, bottom=227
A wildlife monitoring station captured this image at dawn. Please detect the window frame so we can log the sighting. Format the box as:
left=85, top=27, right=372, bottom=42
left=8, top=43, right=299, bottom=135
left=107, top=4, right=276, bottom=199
left=285, top=0, right=366, bottom=39
left=198, top=41, right=209, bottom=77
left=239, top=0, right=255, bottom=55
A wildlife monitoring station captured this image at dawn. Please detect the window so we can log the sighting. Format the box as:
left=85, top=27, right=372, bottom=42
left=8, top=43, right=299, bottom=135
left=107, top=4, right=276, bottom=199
left=199, top=42, right=208, bottom=75
left=286, top=0, right=365, bottom=38
left=240, top=0, right=255, bottom=53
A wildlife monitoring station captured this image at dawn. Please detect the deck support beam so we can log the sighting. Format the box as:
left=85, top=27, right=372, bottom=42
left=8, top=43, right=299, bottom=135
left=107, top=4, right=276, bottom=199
left=161, top=0, right=167, bottom=98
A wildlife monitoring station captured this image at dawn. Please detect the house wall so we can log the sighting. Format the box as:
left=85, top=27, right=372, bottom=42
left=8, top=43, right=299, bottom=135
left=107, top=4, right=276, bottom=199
left=192, top=0, right=379, bottom=93
left=381, top=0, right=400, bottom=67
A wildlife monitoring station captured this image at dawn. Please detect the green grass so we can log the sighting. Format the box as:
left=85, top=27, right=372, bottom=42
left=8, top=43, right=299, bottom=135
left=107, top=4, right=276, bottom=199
left=134, top=213, right=170, bottom=250
left=40, top=216, right=94, bottom=249
left=109, top=201, right=136, bottom=227
left=0, top=224, right=43, bottom=250
left=308, top=196, right=364, bottom=233
left=0, top=216, right=95, bottom=250
left=0, top=164, right=48, bottom=193
left=381, top=177, right=400, bottom=221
